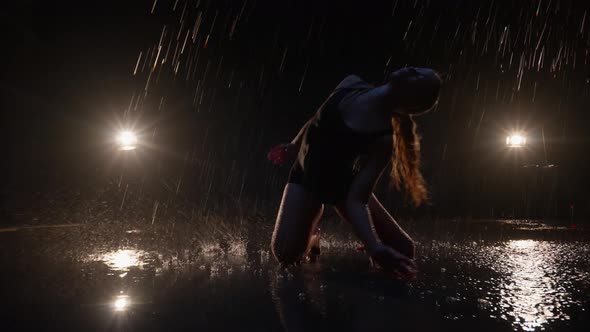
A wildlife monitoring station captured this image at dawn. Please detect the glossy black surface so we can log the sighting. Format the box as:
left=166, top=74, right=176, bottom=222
left=2, top=219, right=588, bottom=331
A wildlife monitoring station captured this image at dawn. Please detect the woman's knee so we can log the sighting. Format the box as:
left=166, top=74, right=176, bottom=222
left=270, top=183, right=323, bottom=264
left=271, top=237, right=303, bottom=265
left=270, top=221, right=307, bottom=264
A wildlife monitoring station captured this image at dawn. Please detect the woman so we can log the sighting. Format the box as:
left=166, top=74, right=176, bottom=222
left=268, top=67, right=442, bottom=275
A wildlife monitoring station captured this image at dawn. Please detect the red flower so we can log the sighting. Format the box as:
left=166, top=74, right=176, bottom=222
left=267, top=143, right=296, bottom=166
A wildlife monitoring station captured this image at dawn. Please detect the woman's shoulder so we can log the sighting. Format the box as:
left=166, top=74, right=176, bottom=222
left=334, top=75, right=374, bottom=109
left=335, top=74, right=372, bottom=90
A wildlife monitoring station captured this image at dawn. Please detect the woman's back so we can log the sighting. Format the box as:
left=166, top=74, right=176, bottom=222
left=290, top=79, right=393, bottom=204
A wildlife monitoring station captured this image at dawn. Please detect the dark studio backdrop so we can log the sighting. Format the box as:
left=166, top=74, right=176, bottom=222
left=1, top=0, right=589, bottom=225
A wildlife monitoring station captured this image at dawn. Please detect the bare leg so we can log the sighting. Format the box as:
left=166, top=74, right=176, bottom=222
left=271, top=183, right=324, bottom=265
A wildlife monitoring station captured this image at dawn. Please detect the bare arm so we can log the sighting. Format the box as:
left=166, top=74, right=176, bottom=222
left=344, top=136, right=416, bottom=274
left=290, top=118, right=313, bottom=146
left=344, top=136, right=393, bottom=252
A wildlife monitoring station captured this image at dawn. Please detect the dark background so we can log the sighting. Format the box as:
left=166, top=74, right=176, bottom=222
left=1, top=0, right=589, bottom=223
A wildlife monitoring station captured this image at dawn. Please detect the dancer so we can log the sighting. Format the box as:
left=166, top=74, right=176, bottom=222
left=268, top=67, right=442, bottom=274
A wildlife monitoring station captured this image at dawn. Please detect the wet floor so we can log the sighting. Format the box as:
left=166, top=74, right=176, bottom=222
left=1, top=218, right=588, bottom=331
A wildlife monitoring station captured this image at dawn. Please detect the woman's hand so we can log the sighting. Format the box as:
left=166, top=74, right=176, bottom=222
left=368, top=244, right=417, bottom=277
left=267, top=143, right=298, bottom=166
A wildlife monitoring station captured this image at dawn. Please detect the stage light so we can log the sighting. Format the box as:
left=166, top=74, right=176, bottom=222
left=117, top=131, right=137, bottom=151
left=506, top=134, right=526, bottom=147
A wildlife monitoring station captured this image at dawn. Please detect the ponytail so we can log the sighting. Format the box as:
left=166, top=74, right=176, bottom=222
left=389, top=114, right=428, bottom=207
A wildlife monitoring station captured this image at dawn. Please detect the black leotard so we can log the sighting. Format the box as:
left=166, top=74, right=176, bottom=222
left=288, top=86, right=393, bottom=205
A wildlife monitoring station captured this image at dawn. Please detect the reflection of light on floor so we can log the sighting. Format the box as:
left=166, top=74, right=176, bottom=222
left=113, top=295, right=130, bottom=311
left=100, top=249, right=146, bottom=271
left=509, top=239, right=537, bottom=249
left=498, top=240, right=571, bottom=331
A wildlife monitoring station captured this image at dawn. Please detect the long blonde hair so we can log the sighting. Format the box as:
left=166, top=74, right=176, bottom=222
left=386, top=67, right=441, bottom=207
left=389, top=114, right=428, bottom=206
